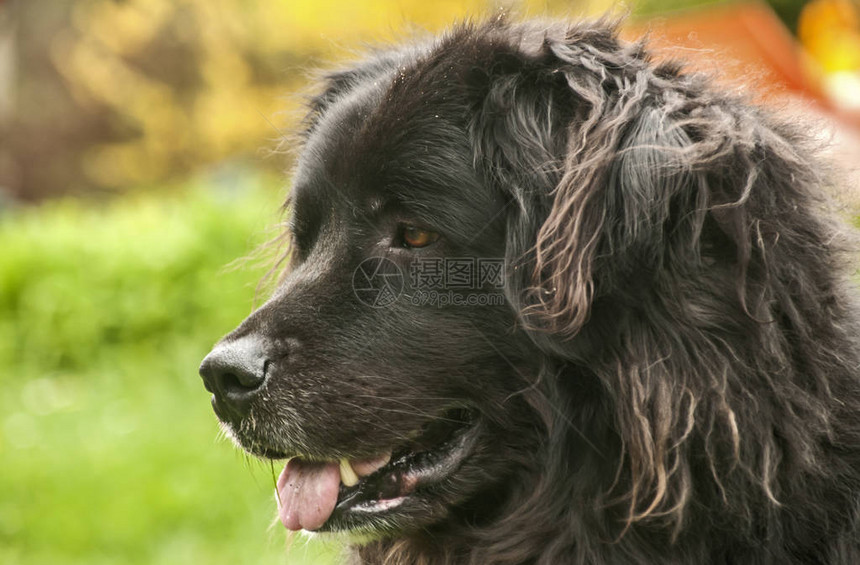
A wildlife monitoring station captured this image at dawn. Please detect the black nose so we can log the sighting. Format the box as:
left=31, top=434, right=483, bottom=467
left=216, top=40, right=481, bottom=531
left=199, top=335, right=269, bottom=419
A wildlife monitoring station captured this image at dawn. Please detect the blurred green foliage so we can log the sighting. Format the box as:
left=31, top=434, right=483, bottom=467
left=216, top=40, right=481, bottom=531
left=0, top=178, right=341, bottom=564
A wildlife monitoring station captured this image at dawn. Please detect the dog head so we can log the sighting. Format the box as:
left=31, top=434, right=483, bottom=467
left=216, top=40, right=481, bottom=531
left=198, top=18, right=817, bottom=542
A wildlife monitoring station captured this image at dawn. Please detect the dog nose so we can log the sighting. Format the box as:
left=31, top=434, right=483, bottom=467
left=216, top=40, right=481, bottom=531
left=199, top=335, right=269, bottom=417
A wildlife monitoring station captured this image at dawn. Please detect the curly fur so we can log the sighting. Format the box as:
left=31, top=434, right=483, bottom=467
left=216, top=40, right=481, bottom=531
left=207, top=17, right=860, bottom=564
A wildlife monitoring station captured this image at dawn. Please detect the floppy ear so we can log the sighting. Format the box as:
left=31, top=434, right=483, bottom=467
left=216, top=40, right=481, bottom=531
left=467, top=25, right=696, bottom=338
left=532, top=101, right=697, bottom=338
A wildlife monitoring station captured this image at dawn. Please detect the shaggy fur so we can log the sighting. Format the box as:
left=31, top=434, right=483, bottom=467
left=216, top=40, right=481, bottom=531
left=201, top=18, right=860, bottom=564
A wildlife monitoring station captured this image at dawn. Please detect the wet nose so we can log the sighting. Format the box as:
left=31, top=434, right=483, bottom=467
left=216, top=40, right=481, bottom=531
left=199, top=334, right=269, bottom=418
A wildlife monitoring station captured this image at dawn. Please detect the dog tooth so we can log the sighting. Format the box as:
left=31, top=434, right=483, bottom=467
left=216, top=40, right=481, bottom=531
left=339, top=457, right=360, bottom=487
left=351, top=451, right=393, bottom=477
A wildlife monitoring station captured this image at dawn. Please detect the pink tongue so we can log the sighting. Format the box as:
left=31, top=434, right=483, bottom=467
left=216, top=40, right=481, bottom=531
left=276, top=459, right=340, bottom=531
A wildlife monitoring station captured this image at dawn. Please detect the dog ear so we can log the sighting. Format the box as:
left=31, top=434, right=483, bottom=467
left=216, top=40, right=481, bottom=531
left=467, top=25, right=695, bottom=338
left=533, top=102, right=696, bottom=338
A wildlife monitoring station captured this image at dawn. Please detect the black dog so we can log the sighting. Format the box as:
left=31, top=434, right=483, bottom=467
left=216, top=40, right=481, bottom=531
left=199, top=18, right=860, bottom=564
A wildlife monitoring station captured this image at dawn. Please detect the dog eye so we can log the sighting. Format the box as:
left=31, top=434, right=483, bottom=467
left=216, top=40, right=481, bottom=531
left=400, top=225, right=440, bottom=249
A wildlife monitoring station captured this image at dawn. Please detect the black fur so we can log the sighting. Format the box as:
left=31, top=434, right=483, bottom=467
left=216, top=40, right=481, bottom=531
left=203, top=18, right=860, bottom=564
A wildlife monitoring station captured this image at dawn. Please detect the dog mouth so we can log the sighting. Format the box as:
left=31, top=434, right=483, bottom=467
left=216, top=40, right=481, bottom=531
left=272, top=407, right=480, bottom=532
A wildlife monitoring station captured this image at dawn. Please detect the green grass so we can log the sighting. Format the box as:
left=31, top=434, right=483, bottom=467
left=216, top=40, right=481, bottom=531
left=0, top=178, right=342, bottom=564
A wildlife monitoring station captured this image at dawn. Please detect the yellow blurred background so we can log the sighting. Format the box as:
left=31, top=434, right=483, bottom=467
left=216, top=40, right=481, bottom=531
left=1, top=0, right=585, bottom=201
left=2, top=0, right=858, bottom=203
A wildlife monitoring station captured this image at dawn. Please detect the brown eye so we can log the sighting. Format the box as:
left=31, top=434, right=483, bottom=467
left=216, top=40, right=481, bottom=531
left=401, top=225, right=439, bottom=249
